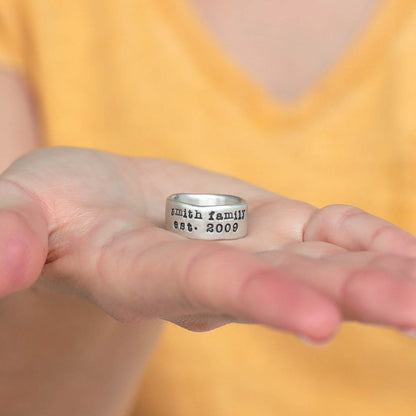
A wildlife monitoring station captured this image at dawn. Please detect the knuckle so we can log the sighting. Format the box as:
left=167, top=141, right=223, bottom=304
left=235, top=268, right=271, bottom=305
left=304, top=204, right=361, bottom=241
left=179, top=243, right=231, bottom=309
left=368, top=224, right=394, bottom=246
left=321, top=204, right=364, bottom=223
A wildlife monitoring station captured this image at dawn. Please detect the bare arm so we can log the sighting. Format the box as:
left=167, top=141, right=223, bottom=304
left=3, top=68, right=416, bottom=416
left=0, top=69, right=162, bottom=416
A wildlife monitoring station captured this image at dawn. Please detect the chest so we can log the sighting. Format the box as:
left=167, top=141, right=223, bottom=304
left=30, top=0, right=415, bottom=229
left=188, top=0, right=382, bottom=100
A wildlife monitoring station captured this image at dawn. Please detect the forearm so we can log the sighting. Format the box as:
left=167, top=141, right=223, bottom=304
left=0, top=287, right=162, bottom=416
left=0, top=69, right=163, bottom=415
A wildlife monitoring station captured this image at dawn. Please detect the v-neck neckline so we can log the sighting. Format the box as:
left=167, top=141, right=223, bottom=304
left=158, top=0, right=413, bottom=126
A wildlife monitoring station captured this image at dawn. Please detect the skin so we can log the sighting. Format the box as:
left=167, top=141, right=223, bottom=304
left=2, top=148, right=416, bottom=416
left=0, top=145, right=416, bottom=416
left=0, top=1, right=412, bottom=415
left=190, top=0, right=382, bottom=99
left=3, top=146, right=416, bottom=334
left=0, top=72, right=163, bottom=415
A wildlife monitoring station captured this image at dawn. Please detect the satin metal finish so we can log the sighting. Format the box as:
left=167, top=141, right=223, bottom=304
left=165, top=193, right=248, bottom=240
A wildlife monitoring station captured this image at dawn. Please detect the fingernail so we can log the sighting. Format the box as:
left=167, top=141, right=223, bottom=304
left=296, top=334, right=333, bottom=347
left=400, top=329, right=416, bottom=339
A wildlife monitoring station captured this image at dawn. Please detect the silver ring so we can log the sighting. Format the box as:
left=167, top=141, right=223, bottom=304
left=165, top=193, right=248, bottom=240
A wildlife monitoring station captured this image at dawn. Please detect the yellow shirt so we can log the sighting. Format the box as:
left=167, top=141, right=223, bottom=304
left=1, top=0, right=416, bottom=414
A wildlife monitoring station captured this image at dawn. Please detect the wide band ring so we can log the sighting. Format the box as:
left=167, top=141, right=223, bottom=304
left=165, top=193, right=248, bottom=240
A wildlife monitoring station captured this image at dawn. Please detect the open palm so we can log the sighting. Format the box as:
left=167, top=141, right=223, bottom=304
left=1, top=146, right=416, bottom=343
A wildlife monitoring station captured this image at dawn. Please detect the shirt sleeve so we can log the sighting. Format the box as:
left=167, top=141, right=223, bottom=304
left=0, top=1, right=25, bottom=70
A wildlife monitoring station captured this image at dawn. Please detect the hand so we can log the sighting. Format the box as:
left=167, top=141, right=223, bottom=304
left=1, top=146, right=416, bottom=344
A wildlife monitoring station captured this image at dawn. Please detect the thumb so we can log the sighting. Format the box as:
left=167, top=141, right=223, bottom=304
left=0, top=180, right=48, bottom=296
